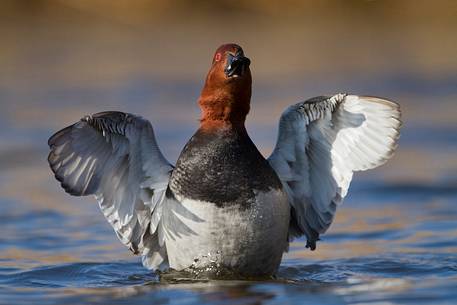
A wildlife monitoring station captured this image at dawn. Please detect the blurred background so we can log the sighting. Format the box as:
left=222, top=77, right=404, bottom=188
left=0, top=1, right=456, bottom=304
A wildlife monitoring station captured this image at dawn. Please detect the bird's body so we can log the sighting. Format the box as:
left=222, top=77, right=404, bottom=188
left=48, top=44, right=401, bottom=278
left=165, top=126, right=289, bottom=275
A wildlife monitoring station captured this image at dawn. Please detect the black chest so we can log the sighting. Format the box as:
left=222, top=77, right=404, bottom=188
left=169, top=127, right=282, bottom=207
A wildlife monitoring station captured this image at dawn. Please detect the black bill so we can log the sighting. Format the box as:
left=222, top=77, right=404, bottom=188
left=224, top=52, right=251, bottom=77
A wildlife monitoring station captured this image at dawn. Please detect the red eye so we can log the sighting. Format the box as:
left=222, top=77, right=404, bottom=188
left=214, top=53, right=222, bottom=62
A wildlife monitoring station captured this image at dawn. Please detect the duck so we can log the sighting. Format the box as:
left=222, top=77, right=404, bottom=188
left=47, top=43, right=401, bottom=278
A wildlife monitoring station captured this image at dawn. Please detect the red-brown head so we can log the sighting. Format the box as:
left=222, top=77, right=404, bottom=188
left=198, top=44, right=252, bottom=129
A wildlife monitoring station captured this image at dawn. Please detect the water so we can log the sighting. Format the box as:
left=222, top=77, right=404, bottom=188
left=1, top=2, right=457, bottom=304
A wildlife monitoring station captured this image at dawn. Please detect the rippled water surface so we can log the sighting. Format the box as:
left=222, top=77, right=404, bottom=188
left=1, top=2, right=457, bottom=304
left=3, top=179, right=457, bottom=305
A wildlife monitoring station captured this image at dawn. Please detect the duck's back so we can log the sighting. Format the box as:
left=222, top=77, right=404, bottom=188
left=164, top=127, right=290, bottom=276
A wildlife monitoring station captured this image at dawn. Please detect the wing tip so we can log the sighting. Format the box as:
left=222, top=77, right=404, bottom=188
left=47, top=122, right=90, bottom=197
left=350, top=93, right=403, bottom=141
left=356, top=95, right=402, bottom=115
left=47, top=124, right=74, bottom=147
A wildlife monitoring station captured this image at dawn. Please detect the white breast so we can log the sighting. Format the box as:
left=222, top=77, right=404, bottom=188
left=162, top=188, right=290, bottom=276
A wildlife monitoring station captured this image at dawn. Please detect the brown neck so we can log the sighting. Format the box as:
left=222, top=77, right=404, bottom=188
left=198, top=80, right=251, bottom=131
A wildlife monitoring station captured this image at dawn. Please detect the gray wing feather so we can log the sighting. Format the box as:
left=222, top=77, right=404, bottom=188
left=268, top=94, right=401, bottom=250
left=48, top=111, right=173, bottom=270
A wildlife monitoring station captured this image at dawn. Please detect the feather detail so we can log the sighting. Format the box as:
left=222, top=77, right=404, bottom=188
left=48, top=111, right=174, bottom=270
left=268, top=94, right=401, bottom=249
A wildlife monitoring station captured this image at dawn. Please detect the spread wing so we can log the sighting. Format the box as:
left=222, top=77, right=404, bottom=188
left=48, top=111, right=173, bottom=270
left=268, top=94, right=401, bottom=250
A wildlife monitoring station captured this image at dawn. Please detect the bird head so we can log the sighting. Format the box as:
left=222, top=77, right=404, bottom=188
left=199, top=44, right=252, bottom=128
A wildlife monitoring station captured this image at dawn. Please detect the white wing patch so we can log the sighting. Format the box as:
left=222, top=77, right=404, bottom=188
left=268, top=94, right=401, bottom=249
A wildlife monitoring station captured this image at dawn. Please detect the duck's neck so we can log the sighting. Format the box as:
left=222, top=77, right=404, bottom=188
left=198, top=82, right=251, bottom=131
